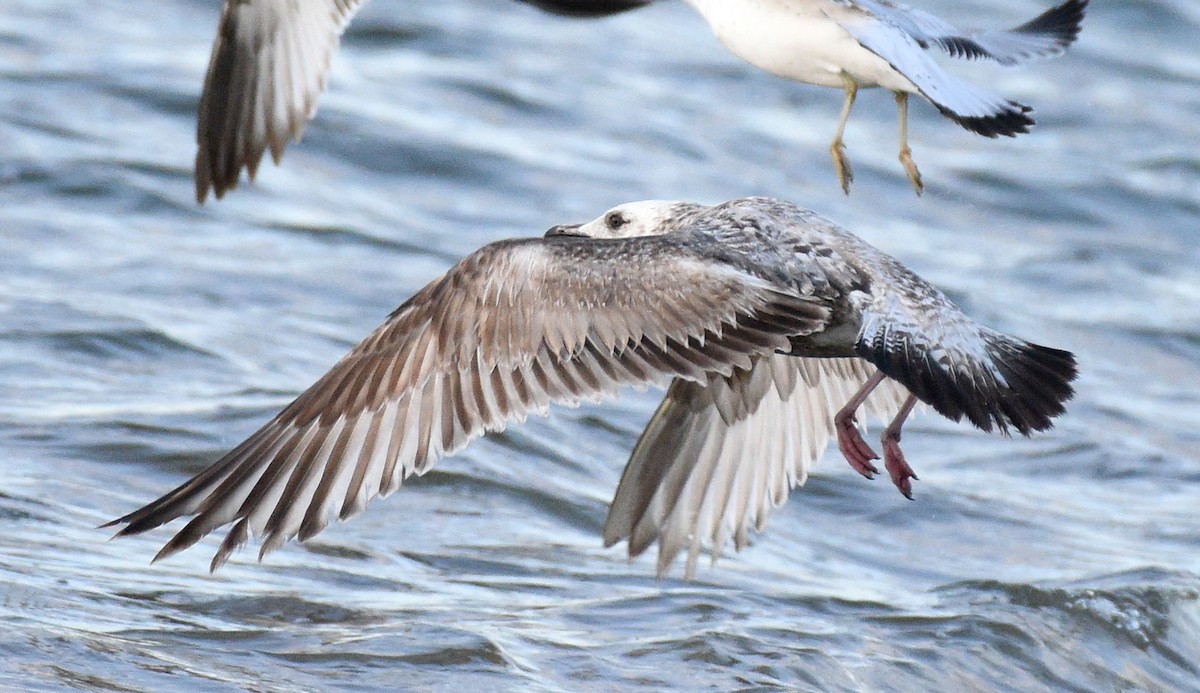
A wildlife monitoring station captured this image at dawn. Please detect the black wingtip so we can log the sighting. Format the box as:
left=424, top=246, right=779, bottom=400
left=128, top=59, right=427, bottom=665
left=938, top=101, right=1035, bottom=138
left=517, top=0, right=653, bottom=18
left=1015, top=0, right=1088, bottom=49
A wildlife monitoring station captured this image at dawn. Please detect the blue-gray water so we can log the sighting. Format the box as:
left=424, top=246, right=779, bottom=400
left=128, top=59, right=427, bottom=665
left=2, top=0, right=1199, bottom=690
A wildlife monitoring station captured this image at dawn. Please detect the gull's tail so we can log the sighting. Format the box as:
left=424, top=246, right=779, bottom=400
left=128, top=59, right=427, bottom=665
left=930, top=94, right=1034, bottom=139
left=857, top=322, right=1077, bottom=436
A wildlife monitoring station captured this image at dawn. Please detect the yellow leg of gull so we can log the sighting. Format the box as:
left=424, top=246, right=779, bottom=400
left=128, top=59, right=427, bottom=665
left=830, top=73, right=858, bottom=195
left=895, top=91, right=923, bottom=196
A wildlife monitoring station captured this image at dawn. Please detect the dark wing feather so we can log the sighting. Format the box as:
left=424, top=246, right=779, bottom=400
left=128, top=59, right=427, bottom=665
left=855, top=0, right=1086, bottom=65
left=836, top=16, right=1033, bottom=137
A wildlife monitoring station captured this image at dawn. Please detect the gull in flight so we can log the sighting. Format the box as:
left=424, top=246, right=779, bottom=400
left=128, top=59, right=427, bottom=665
left=107, top=197, right=1077, bottom=578
left=698, top=0, right=1089, bottom=194
left=192, top=0, right=1086, bottom=201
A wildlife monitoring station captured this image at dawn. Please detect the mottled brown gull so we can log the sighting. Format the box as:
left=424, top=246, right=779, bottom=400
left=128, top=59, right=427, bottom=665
left=107, top=197, right=1077, bottom=578
left=192, top=0, right=1086, bottom=201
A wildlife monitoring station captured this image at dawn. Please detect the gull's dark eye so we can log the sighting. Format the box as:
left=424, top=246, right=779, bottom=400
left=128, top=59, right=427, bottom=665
left=605, top=211, right=628, bottom=230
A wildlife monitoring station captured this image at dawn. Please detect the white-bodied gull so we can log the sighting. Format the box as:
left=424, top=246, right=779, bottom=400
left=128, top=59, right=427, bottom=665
left=193, top=0, right=1086, bottom=201
left=107, top=197, right=1077, bottom=578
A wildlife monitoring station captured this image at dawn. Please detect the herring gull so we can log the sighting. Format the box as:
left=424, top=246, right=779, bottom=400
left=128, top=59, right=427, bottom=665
left=107, top=197, right=1077, bottom=578
left=192, top=0, right=1086, bottom=201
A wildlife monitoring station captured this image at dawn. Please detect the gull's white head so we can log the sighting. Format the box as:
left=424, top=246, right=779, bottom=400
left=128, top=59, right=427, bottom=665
left=546, top=200, right=707, bottom=240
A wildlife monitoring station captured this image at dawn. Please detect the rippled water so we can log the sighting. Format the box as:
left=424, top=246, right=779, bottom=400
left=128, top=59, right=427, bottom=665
left=2, top=0, right=1199, bottom=690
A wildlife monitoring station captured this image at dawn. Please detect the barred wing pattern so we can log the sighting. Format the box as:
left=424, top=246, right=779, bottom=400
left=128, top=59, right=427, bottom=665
left=604, top=355, right=909, bottom=578
left=107, top=235, right=829, bottom=571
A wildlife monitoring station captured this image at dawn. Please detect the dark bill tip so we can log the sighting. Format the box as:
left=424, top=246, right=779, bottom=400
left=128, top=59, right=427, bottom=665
left=545, top=223, right=585, bottom=237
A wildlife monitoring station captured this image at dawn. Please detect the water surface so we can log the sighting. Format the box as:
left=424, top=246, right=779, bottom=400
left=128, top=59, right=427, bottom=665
left=1, top=0, right=1198, bottom=690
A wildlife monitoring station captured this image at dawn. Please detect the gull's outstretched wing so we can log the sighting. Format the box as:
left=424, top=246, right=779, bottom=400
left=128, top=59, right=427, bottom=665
left=603, top=355, right=909, bottom=578
left=107, top=233, right=829, bottom=570
left=854, top=0, right=1086, bottom=65
left=854, top=0, right=1089, bottom=65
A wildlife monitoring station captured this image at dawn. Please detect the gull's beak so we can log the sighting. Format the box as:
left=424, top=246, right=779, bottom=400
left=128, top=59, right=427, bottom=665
left=545, top=223, right=584, bottom=238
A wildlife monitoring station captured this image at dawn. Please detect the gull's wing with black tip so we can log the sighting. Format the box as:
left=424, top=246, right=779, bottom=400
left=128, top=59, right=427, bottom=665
left=853, top=0, right=1087, bottom=65
left=519, top=0, right=654, bottom=18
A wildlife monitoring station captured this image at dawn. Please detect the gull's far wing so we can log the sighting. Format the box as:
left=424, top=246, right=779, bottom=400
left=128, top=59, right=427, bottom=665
left=604, top=354, right=909, bottom=578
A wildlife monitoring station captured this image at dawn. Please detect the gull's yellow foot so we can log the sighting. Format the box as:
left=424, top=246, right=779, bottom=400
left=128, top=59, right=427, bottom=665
left=899, top=146, right=923, bottom=196
left=830, top=139, right=854, bottom=195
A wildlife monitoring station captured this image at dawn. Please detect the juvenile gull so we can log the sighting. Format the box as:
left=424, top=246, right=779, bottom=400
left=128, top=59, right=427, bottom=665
left=193, top=0, right=1086, bottom=201
left=107, top=197, right=1077, bottom=578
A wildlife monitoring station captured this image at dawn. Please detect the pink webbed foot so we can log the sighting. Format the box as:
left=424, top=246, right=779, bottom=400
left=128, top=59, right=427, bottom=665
left=833, top=371, right=887, bottom=479
left=836, top=412, right=880, bottom=479
left=881, top=394, right=920, bottom=499
left=882, top=433, right=919, bottom=499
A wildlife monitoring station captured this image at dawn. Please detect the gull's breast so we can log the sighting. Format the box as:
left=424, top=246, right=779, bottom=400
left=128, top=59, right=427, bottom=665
left=691, top=0, right=919, bottom=90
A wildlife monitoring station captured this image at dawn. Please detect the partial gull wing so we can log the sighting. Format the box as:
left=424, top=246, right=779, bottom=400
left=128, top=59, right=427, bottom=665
left=854, top=0, right=1087, bottom=65
left=194, top=0, right=652, bottom=202
left=106, top=233, right=828, bottom=571
left=834, top=14, right=1033, bottom=136
left=195, top=0, right=364, bottom=203
left=954, top=0, right=1086, bottom=64
left=604, top=355, right=909, bottom=578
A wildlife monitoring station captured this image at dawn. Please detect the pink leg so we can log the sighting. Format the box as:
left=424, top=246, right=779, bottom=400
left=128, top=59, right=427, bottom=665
left=881, top=394, right=920, bottom=499
left=834, top=371, right=885, bottom=479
